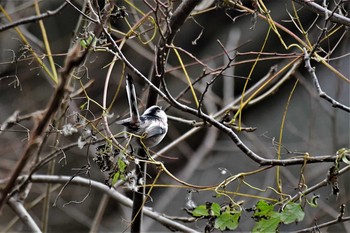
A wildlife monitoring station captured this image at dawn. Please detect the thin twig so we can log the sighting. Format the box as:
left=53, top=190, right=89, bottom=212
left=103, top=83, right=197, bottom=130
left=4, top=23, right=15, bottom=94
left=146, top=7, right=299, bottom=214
left=28, top=175, right=200, bottom=233
left=309, top=0, right=345, bottom=56
left=89, top=194, right=109, bottom=233
left=145, top=97, right=219, bottom=230
left=293, top=0, right=350, bottom=27
left=290, top=165, right=350, bottom=202
left=104, top=40, right=349, bottom=166
left=0, top=0, right=114, bottom=210
left=66, top=0, right=99, bottom=23
left=296, top=215, right=350, bottom=233
left=0, top=2, right=68, bottom=32
left=303, top=48, right=350, bottom=113
left=0, top=110, right=20, bottom=136
left=0, top=26, right=95, bottom=211
left=130, top=1, right=202, bottom=231
left=291, top=165, right=350, bottom=233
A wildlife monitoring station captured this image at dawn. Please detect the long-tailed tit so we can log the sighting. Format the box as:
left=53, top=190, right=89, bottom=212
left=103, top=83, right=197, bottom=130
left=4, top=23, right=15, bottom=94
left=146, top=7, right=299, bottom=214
left=117, top=74, right=168, bottom=148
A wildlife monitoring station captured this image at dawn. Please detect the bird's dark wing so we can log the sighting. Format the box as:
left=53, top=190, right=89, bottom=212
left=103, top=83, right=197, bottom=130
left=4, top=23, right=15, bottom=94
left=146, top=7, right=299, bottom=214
left=145, top=126, right=165, bottom=138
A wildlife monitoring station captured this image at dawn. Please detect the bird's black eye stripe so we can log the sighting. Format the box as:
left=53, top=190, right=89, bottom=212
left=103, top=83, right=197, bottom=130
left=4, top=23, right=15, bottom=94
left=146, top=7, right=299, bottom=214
left=150, top=106, right=160, bottom=114
left=142, top=106, right=163, bottom=119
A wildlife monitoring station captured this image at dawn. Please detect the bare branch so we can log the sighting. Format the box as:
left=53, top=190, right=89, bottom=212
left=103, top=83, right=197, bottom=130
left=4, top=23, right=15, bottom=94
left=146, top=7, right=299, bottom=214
left=294, top=171, right=350, bottom=233
left=291, top=165, right=350, bottom=203
left=151, top=0, right=202, bottom=106
left=29, top=175, right=200, bottom=233
left=135, top=1, right=202, bottom=231
left=296, top=211, right=350, bottom=232
left=0, top=46, right=74, bottom=210
left=0, top=32, right=92, bottom=211
left=0, top=2, right=68, bottom=32
left=293, top=0, right=350, bottom=27
left=103, top=40, right=348, bottom=167
left=0, top=0, right=117, bottom=209
left=303, top=48, right=350, bottom=113
left=8, top=197, right=42, bottom=232
left=0, top=111, right=20, bottom=136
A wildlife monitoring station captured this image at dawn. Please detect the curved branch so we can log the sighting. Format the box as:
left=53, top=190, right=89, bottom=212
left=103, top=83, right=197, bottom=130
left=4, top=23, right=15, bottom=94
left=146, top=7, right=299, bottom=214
left=103, top=40, right=348, bottom=167
left=293, top=0, right=350, bottom=27
left=8, top=197, right=42, bottom=232
left=28, top=175, right=199, bottom=233
left=0, top=43, right=86, bottom=210
left=0, top=7, right=102, bottom=209
left=160, top=71, right=345, bottom=166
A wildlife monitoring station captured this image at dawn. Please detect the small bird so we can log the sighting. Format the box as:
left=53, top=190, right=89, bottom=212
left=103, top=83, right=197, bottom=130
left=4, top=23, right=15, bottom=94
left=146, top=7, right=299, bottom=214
left=117, top=74, right=168, bottom=148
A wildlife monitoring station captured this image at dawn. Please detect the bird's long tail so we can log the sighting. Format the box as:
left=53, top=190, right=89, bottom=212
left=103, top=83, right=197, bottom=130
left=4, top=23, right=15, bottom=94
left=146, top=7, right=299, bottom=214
left=126, top=74, right=140, bottom=125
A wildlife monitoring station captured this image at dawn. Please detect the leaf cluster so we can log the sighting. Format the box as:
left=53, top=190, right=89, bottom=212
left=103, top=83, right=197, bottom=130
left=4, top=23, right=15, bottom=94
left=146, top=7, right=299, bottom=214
left=250, top=200, right=305, bottom=232
left=188, top=202, right=241, bottom=231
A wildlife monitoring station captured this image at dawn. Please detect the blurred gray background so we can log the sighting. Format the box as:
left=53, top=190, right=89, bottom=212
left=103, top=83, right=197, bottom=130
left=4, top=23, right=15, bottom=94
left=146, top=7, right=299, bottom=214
left=0, top=0, right=349, bottom=232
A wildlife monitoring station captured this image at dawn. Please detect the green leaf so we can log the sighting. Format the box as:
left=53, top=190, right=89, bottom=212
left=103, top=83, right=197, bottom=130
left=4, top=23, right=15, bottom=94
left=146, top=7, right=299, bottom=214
left=117, top=157, right=127, bottom=172
left=191, top=205, right=209, bottom=217
left=80, top=102, right=88, bottom=110
left=253, top=200, right=275, bottom=218
left=280, top=202, right=305, bottom=224
left=80, top=39, right=87, bottom=48
left=79, top=36, right=94, bottom=48
left=211, top=202, right=221, bottom=217
left=214, top=212, right=240, bottom=231
left=253, top=212, right=280, bottom=233
left=215, top=193, right=223, bottom=198
left=112, top=172, right=120, bottom=186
